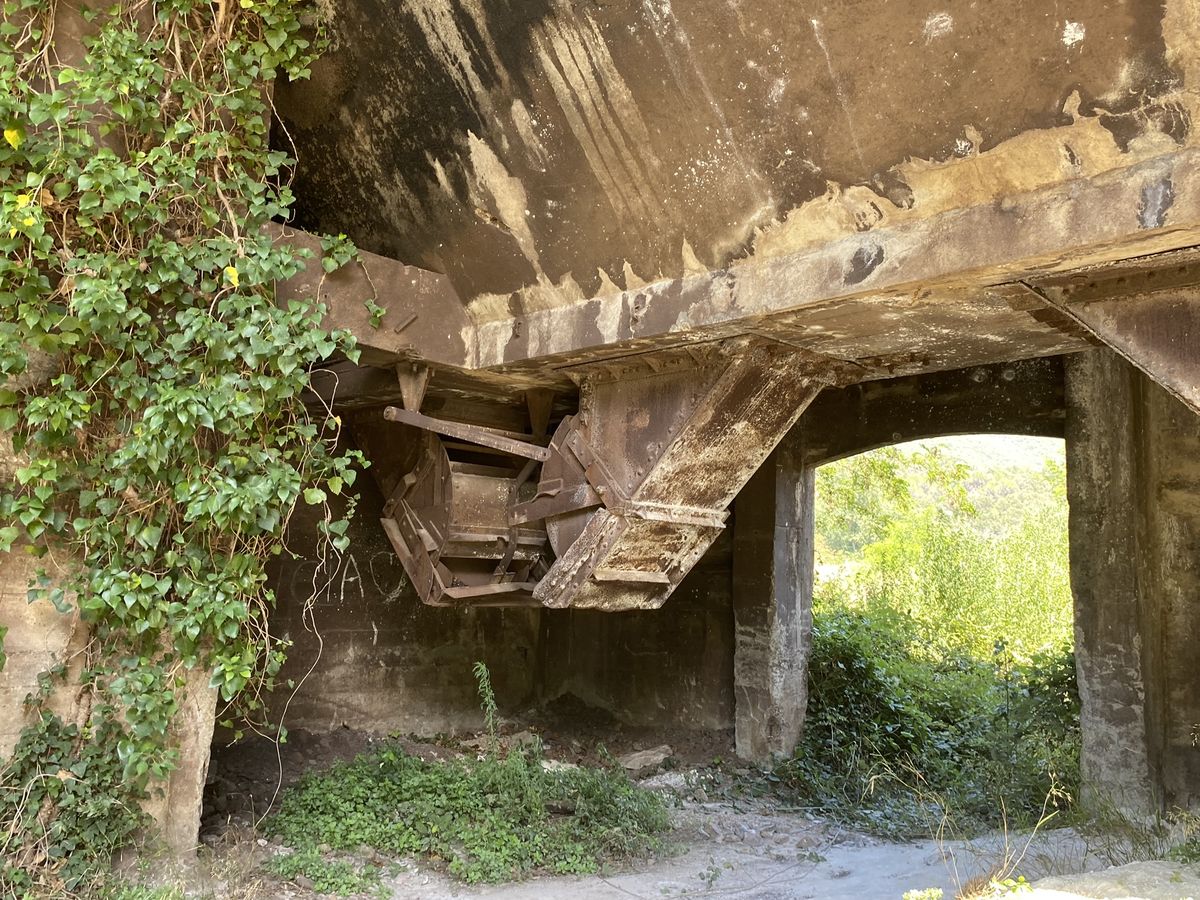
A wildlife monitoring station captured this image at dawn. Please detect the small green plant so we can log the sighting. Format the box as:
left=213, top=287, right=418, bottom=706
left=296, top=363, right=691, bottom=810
left=97, top=881, right=185, bottom=900
left=473, top=660, right=500, bottom=753
left=902, top=889, right=944, bottom=900
left=987, top=875, right=1033, bottom=896
left=265, top=847, right=384, bottom=897
left=265, top=659, right=669, bottom=884
left=363, top=297, right=387, bottom=329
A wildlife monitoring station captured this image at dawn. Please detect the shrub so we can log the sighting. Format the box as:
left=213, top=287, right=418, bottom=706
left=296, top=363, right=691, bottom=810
left=781, top=607, right=1079, bottom=837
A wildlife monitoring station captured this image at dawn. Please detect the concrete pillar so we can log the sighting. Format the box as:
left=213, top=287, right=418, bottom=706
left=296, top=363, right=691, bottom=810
left=1, top=550, right=215, bottom=855
left=1066, top=347, right=1200, bottom=815
left=142, top=667, right=218, bottom=855
left=0, top=549, right=88, bottom=757
left=731, top=430, right=814, bottom=764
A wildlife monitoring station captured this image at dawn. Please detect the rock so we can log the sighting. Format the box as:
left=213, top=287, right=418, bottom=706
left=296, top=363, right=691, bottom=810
left=1034, top=860, right=1200, bottom=899
left=293, top=874, right=315, bottom=891
left=617, top=745, right=672, bottom=775
left=506, top=729, right=539, bottom=749
left=540, top=758, right=579, bottom=772
left=639, top=770, right=689, bottom=793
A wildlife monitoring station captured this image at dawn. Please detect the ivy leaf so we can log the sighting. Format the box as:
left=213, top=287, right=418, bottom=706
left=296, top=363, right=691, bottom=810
left=3, top=125, right=22, bottom=150
left=303, top=487, right=326, bottom=505
left=0, top=526, right=18, bottom=552
left=223, top=265, right=240, bottom=287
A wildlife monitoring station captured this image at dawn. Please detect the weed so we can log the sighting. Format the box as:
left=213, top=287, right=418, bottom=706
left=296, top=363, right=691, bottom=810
left=776, top=607, right=1079, bottom=837
left=473, top=660, right=501, bottom=754
left=265, top=847, right=384, bottom=897
left=96, top=882, right=185, bottom=900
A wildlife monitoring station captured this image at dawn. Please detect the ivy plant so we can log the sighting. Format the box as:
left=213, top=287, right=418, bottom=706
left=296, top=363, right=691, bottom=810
left=0, top=0, right=359, bottom=890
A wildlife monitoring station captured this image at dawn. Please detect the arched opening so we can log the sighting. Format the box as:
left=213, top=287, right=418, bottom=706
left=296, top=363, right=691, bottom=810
left=786, top=434, right=1079, bottom=834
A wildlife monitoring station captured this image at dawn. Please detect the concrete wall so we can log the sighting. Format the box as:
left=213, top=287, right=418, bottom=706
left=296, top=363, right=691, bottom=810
left=268, top=470, right=736, bottom=734
left=277, top=0, right=1198, bottom=322
left=0, top=548, right=212, bottom=854
left=267, top=480, right=542, bottom=734
left=1066, top=347, right=1200, bottom=814
left=539, top=530, right=735, bottom=731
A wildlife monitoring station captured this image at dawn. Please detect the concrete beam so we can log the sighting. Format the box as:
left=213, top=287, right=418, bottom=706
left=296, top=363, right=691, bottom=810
left=800, top=356, right=1068, bottom=467
left=731, top=431, right=814, bottom=764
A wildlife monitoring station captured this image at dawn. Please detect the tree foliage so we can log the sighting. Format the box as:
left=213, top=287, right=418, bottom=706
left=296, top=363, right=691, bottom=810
left=816, top=443, right=1072, bottom=658
left=0, top=0, right=356, bottom=890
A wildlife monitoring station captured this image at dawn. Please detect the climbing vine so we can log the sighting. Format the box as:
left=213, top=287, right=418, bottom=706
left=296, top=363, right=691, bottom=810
left=0, top=0, right=356, bottom=891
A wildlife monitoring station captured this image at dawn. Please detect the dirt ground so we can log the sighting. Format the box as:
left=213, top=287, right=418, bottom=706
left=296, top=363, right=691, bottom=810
left=185, top=708, right=1190, bottom=900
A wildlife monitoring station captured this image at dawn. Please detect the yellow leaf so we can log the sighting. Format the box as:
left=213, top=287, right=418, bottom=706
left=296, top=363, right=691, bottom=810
left=21, top=216, right=34, bottom=226
left=239, top=0, right=254, bottom=7
left=8, top=228, right=15, bottom=239
left=15, top=194, right=30, bottom=208
left=3, top=127, right=21, bottom=150
left=224, top=265, right=240, bottom=287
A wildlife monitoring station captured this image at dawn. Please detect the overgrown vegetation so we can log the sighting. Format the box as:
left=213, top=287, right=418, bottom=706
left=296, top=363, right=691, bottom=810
left=0, top=0, right=355, bottom=891
left=265, top=665, right=671, bottom=887
left=780, top=441, right=1080, bottom=836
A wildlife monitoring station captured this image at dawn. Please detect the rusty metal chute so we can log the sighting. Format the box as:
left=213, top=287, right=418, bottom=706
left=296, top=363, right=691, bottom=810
left=380, top=432, right=549, bottom=606
left=377, top=340, right=842, bottom=610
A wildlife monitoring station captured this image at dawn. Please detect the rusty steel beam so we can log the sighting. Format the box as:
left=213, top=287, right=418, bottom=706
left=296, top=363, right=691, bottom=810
left=471, top=149, right=1200, bottom=370
left=285, top=147, right=1198, bottom=380
left=383, top=406, right=552, bottom=461
left=1030, top=263, right=1200, bottom=416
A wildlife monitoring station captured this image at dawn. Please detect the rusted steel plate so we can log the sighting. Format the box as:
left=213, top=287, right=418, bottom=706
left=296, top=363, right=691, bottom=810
left=271, top=224, right=473, bottom=368
left=529, top=340, right=836, bottom=609
left=1065, top=293, right=1200, bottom=415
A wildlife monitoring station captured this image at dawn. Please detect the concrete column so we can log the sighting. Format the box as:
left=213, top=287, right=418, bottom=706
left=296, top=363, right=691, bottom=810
left=0, top=549, right=88, bottom=757
left=1066, top=347, right=1200, bottom=815
left=1, top=548, right=216, bottom=855
left=142, top=667, right=219, bottom=855
left=731, top=430, right=814, bottom=764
